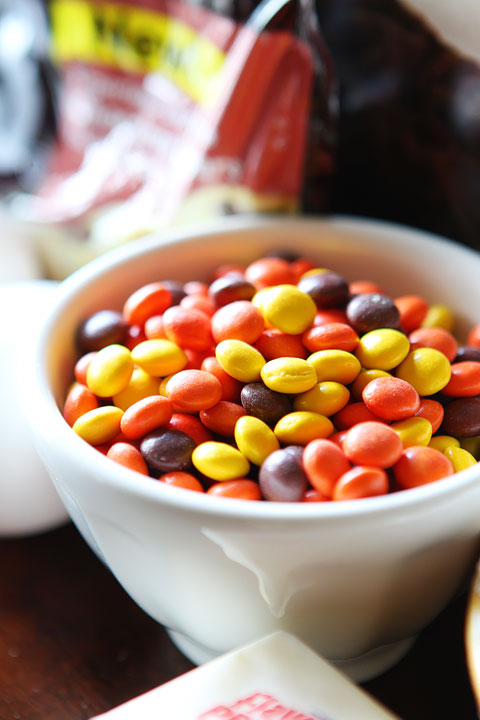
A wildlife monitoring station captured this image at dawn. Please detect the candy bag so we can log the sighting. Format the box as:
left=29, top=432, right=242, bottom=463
left=18, top=0, right=335, bottom=278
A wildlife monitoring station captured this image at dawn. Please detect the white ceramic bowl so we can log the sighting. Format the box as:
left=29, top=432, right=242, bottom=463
left=30, top=216, right=480, bottom=681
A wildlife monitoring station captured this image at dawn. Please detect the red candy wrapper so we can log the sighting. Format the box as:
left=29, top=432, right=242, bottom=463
left=19, top=0, right=335, bottom=278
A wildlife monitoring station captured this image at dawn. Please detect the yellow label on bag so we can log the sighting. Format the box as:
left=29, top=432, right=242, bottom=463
left=49, top=0, right=226, bottom=103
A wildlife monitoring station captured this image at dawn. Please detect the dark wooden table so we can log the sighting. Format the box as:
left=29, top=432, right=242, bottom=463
left=0, top=522, right=477, bottom=720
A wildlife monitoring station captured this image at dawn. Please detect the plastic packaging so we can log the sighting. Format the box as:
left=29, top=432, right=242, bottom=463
left=18, top=0, right=336, bottom=279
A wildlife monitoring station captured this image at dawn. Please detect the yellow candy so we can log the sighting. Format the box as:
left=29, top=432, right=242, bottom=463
left=355, top=329, right=410, bottom=370
left=429, top=435, right=460, bottom=452
left=261, top=357, right=317, bottom=394
left=274, top=411, right=333, bottom=445
left=293, top=381, right=350, bottom=416
left=131, top=339, right=187, bottom=377
left=307, top=349, right=361, bottom=384
left=86, top=344, right=134, bottom=397
left=460, top=436, right=480, bottom=459
left=396, top=348, right=451, bottom=396
left=216, top=339, right=265, bottom=382
left=113, top=367, right=159, bottom=410
left=158, top=375, right=174, bottom=397
left=234, top=416, right=280, bottom=465
left=351, top=369, right=392, bottom=400
left=73, top=406, right=123, bottom=445
left=421, top=304, right=455, bottom=331
left=254, top=284, right=316, bottom=335
left=444, top=446, right=477, bottom=472
left=191, top=441, right=250, bottom=481
left=250, top=287, right=271, bottom=312
left=391, top=417, right=432, bottom=448
left=299, top=267, right=328, bottom=278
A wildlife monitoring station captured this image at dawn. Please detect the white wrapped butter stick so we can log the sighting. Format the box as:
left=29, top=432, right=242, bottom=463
left=91, top=632, right=399, bottom=720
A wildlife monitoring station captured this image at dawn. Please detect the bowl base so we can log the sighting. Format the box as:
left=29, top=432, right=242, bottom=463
left=334, top=635, right=416, bottom=682
left=166, top=628, right=416, bottom=682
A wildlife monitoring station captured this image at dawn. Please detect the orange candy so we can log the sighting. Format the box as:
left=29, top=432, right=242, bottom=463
left=313, top=309, right=349, bottom=326
left=63, top=383, right=98, bottom=426
left=199, top=401, right=246, bottom=436
left=180, top=293, right=216, bottom=316
left=342, top=421, right=403, bottom=468
left=329, top=429, right=348, bottom=447
left=362, top=376, right=420, bottom=421
left=211, top=301, right=265, bottom=345
left=184, top=347, right=215, bottom=370
left=210, top=263, right=245, bottom=281
left=290, top=258, right=316, bottom=282
left=206, top=479, right=262, bottom=500
left=393, top=446, right=454, bottom=489
left=333, top=466, right=389, bottom=501
left=184, top=280, right=209, bottom=296
left=120, top=396, right=173, bottom=440
left=165, top=369, right=223, bottom=412
left=201, top=356, right=243, bottom=402
left=74, top=352, right=97, bottom=385
left=162, top=306, right=213, bottom=351
left=349, top=280, right=385, bottom=295
left=332, top=401, right=386, bottom=430
left=144, top=315, right=166, bottom=339
left=159, top=471, right=204, bottom=492
left=441, top=361, right=480, bottom=397
left=302, top=322, right=359, bottom=353
left=167, top=413, right=213, bottom=445
left=414, top=398, right=444, bottom=433
left=245, top=257, right=294, bottom=289
left=303, top=438, right=351, bottom=497
left=106, top=442, right=149, bottom=475
left=254, top=328, right=306, bottom=360
left=408, top=327, right=458, bottom=362
left=123, top=282, right=172, bottom=326
left=467, top=324, right=480, bottom=348
left=394, top=295, right=429, bottom=332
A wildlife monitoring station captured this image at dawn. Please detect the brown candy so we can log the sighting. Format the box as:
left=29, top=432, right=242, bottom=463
left=161, top=280, right=187, bottom=306
left=259, top=446, right=308, bottom=502
left=75, top=310, right=129, bottom=352
left=240, top=382, right=292, bottom=427
left=455, top=346, right=480, bottom=363
left=140, top=429, right=196, bottom=473
left=346, top=293, right=401, bottom=335
left=442, top=398, right=480, bottom=438
left=208, top=274, right=256, bottom=308
left=297, top=270, right=350, bottom=309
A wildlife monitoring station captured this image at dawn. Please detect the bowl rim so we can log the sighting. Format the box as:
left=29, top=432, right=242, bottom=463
left=33, top=213, right=480, bottom=522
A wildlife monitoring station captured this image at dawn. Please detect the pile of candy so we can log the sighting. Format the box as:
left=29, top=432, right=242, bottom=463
left=64, top=253, right=480, bottom=502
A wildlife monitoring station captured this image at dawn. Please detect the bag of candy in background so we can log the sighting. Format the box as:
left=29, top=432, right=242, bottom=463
left=3, top=0, right=336, bottom=279
left=4, top=0, right=479, bottom=281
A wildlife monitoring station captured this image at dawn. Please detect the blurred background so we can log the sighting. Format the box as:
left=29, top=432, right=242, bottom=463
left=1, top=0, right=480, bottom=278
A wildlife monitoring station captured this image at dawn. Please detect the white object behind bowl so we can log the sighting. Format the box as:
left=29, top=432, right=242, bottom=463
left=0, top=280, right=69, bottom=536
